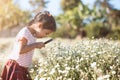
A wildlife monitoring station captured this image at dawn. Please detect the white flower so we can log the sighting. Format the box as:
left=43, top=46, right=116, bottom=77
left=29, top=69, right=34, bottom=73
left=66, top=56, right=71, bottom=60
left=50, top=68, right=56, bottom=75
left=116, top=59, right=119, bottom=62
left=38, top=58, right=44, bottom=63
left=97, top=75, right=110, bottom=80
left=62, top=70, right=69, bottom=74
left=103, top=75, right=110, bottom=79
left=80, top=58, right=84, bottom=61
left=58, top=57, right=63, bottom=60
left=71, top=67, right=75, bottom=70
left=43, top=73, right=47, bottom=76
left=91, top=62, right=96, bottom=68
left=56, top=76, right=62, bottom=80
left=47, top=77, right=50, bottom=80
left=43, top=61, right=48, bottom=65
left=38, top=68, right=44, bottom=74
left=97, top=76, right=104, bottom=80
left=35, top=65, right=37, bottom=67
left=34, top=75, right=38, bottom=80
left=67, top=78, right=72, bottom=80
left=65, top=67, right=70, bottom=71
left=110, top=66, right=113, bottom=69
left=39, top=78, right=46, bottom=80
left=64, top=64, right=67, bottom=67
left=55, top=63, right=60, bottom=68
left=112, top=71, right=116, bottom=74
left=58, top=70, right=63, bottom=73
left=75, top=65, right=79, bottom=69
left=81, top=78, right=84, bottom=80
left=98, top=52, right=102, bottom=54
left=81, top=52, right=85, bottom=54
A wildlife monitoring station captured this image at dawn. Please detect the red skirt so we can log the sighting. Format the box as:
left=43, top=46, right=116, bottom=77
left=0, top=59, right=32, bottom=80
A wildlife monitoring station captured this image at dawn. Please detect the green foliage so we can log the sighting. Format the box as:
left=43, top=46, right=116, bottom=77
left=84, top=22, right=110, bottom=39
left=50, top=26, right=77, bottom=38
left=57, top=0, right=120, bottom=39
left=61, top=0, right=80, bottom=11
left=56, top=3, right=92, bottom=38
left=57, top=3, right=91, bottom=29
left=106, top=28, right=120, bottom=40
left=84, top=21, right=120, bottom=40
left=94, top=0, right=120, bottom=27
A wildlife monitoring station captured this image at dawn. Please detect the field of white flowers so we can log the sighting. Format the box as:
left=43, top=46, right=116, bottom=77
left=0, top=38, right=120, bottom=80
left=31, top=38, right=120, bottom=80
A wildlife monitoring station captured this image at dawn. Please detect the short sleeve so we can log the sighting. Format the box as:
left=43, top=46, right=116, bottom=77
left=16, top=28, right=30, bottom=42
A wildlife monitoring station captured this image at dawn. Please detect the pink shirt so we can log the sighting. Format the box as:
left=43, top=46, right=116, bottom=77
left=9, top=27, right=36, bottom=67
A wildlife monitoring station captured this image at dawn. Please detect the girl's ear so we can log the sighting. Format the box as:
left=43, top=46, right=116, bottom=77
left=36, top=22, right=43, bottom=29
left=34, top=22, right=43, bottom=28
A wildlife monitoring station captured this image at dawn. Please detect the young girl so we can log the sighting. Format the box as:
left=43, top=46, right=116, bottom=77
left=0, top=10, right=56, bottom=80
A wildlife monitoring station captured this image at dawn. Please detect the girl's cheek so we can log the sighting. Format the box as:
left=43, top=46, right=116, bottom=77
left=38, top=33, right=44, bottom=38
left=41, top=33, right=47, bottom=37
left=35, top=32, right=41, bottom=38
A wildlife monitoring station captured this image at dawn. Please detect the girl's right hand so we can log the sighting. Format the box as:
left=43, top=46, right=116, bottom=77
left=35, top=42, right=45, bottom=49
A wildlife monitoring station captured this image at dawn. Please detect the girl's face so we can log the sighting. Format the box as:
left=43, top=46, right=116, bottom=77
left=35, top=23, right=52, bottom=38
left=35, top=28, right=52, bottom=38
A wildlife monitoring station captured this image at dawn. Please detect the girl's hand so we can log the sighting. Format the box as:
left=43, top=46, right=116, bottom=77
left=35, top=42, right=45, bottom=49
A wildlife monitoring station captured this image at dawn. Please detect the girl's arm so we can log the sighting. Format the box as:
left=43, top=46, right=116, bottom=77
left=18, top=37, right=45, bottom=54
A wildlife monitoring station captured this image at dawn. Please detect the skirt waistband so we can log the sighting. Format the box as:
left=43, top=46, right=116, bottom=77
left=9, top=59, right=28, bottom=69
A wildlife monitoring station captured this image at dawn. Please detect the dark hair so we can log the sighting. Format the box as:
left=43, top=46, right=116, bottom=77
left=28, top=11, right=56, bottom=31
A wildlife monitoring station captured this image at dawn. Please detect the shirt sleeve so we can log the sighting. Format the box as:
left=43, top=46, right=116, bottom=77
left=16, top=28, right=30, bottom=42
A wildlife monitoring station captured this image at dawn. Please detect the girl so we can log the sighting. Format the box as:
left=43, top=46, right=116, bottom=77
left=0, top=10, right=56, bottom=80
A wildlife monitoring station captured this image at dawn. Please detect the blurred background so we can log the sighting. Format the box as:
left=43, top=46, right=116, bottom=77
left=0, top=0, right=120, bottom=39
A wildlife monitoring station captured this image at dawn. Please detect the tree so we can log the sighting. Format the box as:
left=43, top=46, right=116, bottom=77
left=0, top=0, right=49, bottom=31
left=0, top=0, right=30, bottom=30
left=92, top=0, right=120, bottom=39
left=56, top=1, right=91, bottom=38
left=61, top=0, right=80, bottom=11
left=94, top=0, right=120, bottom=27
left=54, top=0, right=120, bottom=39
left=29, top=0, right=49, bottom=13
